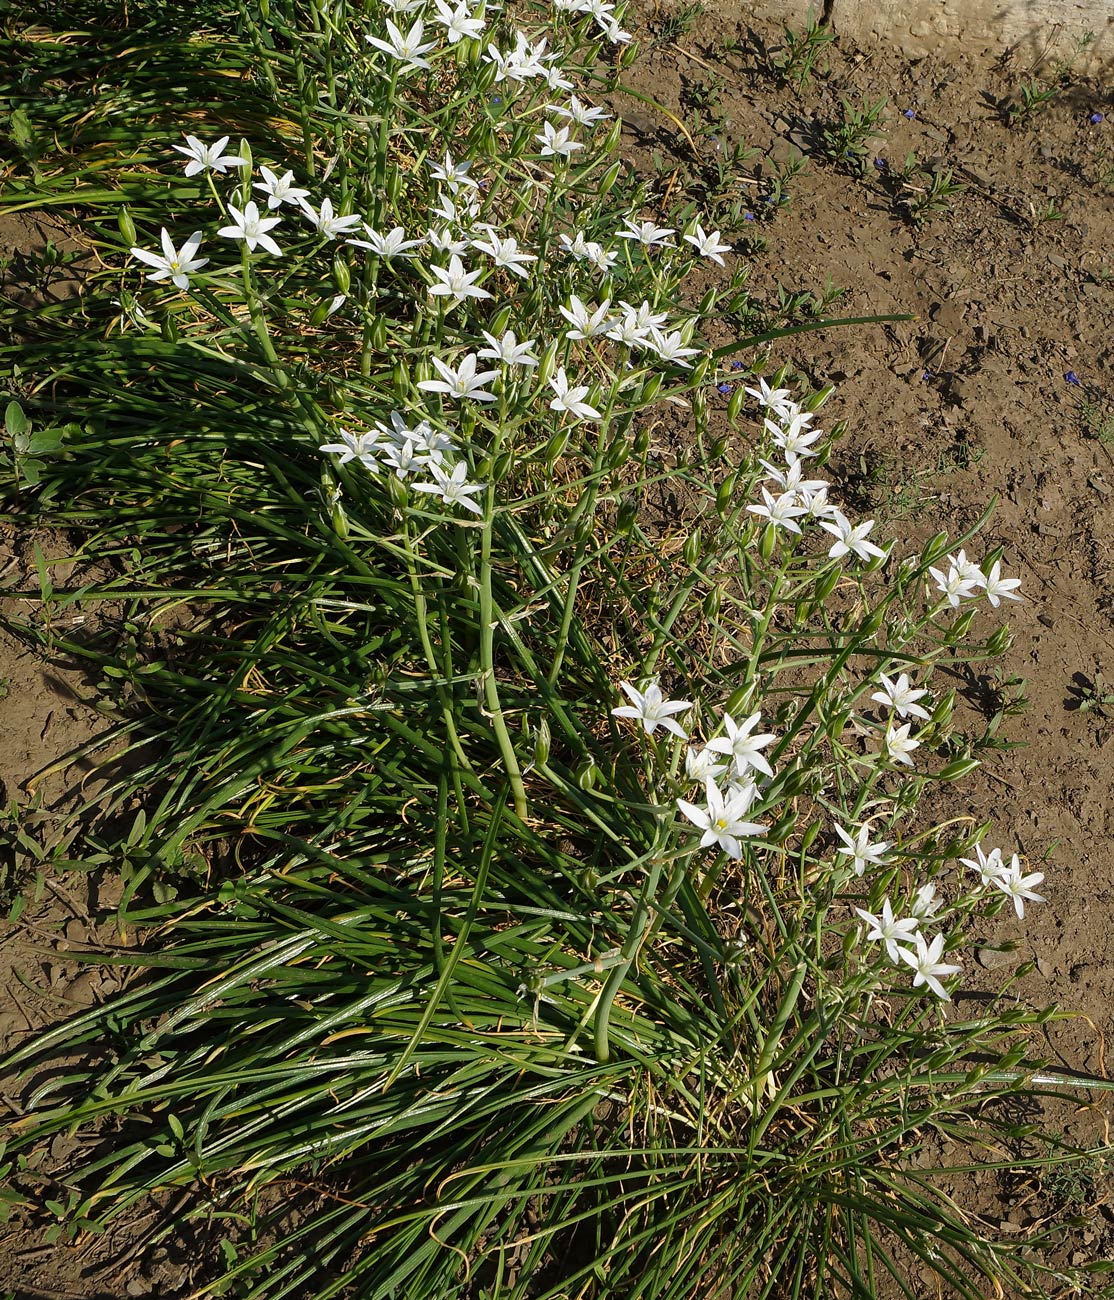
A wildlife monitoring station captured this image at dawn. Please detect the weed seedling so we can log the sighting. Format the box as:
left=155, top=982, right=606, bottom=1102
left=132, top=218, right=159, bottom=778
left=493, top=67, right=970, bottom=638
left=770, top=10, right=836, bottom=93
left=651, top=0, right=705, bottom=47
left=1069, top=670, right=1114, bottom=716
left=894, top=154, right=967, bottom=225
left=820, top=95, right=888, bottom=176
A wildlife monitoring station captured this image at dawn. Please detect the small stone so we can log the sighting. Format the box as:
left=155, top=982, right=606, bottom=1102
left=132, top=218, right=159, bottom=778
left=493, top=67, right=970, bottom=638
left=1036, top=958, right=1054, bottom=979
left=1037, top=612, right=1055, bottom=629
left=977, top=945, right=1014, bottom=970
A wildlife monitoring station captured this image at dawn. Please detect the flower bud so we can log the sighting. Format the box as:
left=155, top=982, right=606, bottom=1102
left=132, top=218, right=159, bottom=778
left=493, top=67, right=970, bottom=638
left=576, top=761, right=598, bottom=791
left=607, top=436, right=631, bottom=470
left=310, top=300, right=331, bottom=326
left=710, top=435, right=729, bottom=460
left=699, top=288, right=717, bottom=315
left=930, top=689, right=955, bottom=729
left=331, top=497, right=350, bottom=539
left=858, top=607, right=886, bottom=636
left=616, top=498, right=638, bottom=535
left=800, top=819, right=822, bottom=853
left=725, top=684, right=753, bottom=716
left=692, top=386, right=707, bottom=432
left=545, top=427, right=570, bottom=467
left=161, top=313, right=179, bottom=344
left=985, top=625, right=1013, bottom=655
left=238, top=140, right=253, bottom=202
left=387, top=473, right=408, bottom=509
left=598, top=159, right=623, bottom=198
left=727, top=385, right=746, bottom=422
left=490, top=305, right=512, bottom=338
left=117, top=206, right=137, bottom=246
left=385, top=167, right=403, bottom=206
left=690, top=356, right=712, bottom=388
left=331, top=255, right=351, bottom=296
left=633, top=424, right=651, bottom=459
left=814, top=566, right=840, bottom=601
left=759, top=522, right=776, bottom=560
left=921, top=530, right=949, bottom=568
left=937, top=756, right=980, bottom=781
left=703, top=587, right=721, bottom=618
left=532, top=717, right=551, bottom=768
left=950, top=608, right=976, bottom=642
left=716, top=471, right=736, bottom=514
left=683, top=528, right=702, bottom=567
left=492, top=449, right=514, bottom=482
left=619, top=39, right=640, bottom=69
left=602, top=117, right=624, bottom=155
left=537, top=337, right=560, bottom=389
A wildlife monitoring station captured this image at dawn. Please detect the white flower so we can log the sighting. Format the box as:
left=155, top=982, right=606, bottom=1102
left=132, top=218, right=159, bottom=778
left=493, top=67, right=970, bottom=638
left=431, top=190, right=481, bottom=227
left=676, top=780, right=767, bottom=860
left=649, top=329, right=702, bottom=367
left=910, top=883, right=943, bottom=920
left=412, top=461, right=486, bottom=515
left=747, top=486, right=806, bottom=535
left=820, top=511, right=887, bottom=563
left=896, top=931, right=962, bottom=1000
left=426, top=227, right=471, bottom=258
left=477, top=329, right=538, bottom=368
left=432, top=0, right=485, bottom=43
left=428, top=151, right=479, bottom=194
left=884, top=722, right=921, bottom=767
left=616, top=218, right=675, bottom=248
left=129, top=228, right=207, bottom=290
left=870, top=672, right=931, bottom=721
left=746, top=377, right=797, bottom=419
left=171, top=134, right=247, bottom=177
left=418, top=354, right=499, bottom=402
left=767, top=413, right=822, bottom=458
left=559, top=295, right=614, bottom=340
left=981, top=560, right=1023, bottom=607
left=427, top=254, right=492, bottom=307
left=300, top=197, right=362, bottom=240
left=585, top=242, right=619, bottom=273
left=318, top=428, right=383, bottom=472
left=992, top=854, right=1046, bottom=919
left=347, top=225, right=423, bottom=257
left=365, top=17, right=436, bottom=72
left=382, top=437, right=430, bottom=479
left=252, top=167, right=310, bottom=210
left=548, top=367, right=601, bottom=420
left=705, top=711, right=776, bottom=779
left=949, top=549, right=984, bottom=587
left=549, top=95, right=611, bottom=128
left=854, top=899, right=921, bottom=964
left=217, top=202, right=283, bottom=256
left=928, top=562, right=981, bottom=608
left=536, top=121, right=583, bottom=158
left=470, top=231, right=537, bottom=278
left=612, top=679, right=691, bottom=740
left=760, top=456, right=828, bottom=498
left=558, top=230, right=595, bottom=260
left=834, top=823, right=891, bottom=876
left=685, top=747, right=728, bottom=783
left=960, top=842, right=1006, bottom=887
left=682, top=223, right=732, bottom=266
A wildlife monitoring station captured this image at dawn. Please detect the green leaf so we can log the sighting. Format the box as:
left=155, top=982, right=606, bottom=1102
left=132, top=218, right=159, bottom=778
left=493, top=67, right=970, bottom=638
left=4, top=400, right=28, bottom=438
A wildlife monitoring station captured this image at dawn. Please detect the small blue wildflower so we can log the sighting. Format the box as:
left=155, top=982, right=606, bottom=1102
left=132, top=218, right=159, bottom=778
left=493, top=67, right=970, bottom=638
left=743, top=211, right=755, bottom=222
left=873, top=157, right=886, bottom=169
left=717, top=382, right=733, bottom=395
left=1090, top=112, right=1104, bottom=125
left=729, top=360, right=744, bottom=371
left=922, top=371, right=934, bottom=381
left=903, top=108, right=917, bottom=119
left=1065, top=370, right=1082, bottom=386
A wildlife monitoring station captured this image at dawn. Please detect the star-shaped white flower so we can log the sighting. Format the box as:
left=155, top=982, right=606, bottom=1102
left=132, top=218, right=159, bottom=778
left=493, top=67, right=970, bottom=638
left=427, top=254, right=492, bottom=307
left=548, top=367, right=600, bottom=420
left=417, top=354, right=499, bottom=402
left=766, top=412, right=822, bottom=458
left=855, top=899, right=921, bottom=964
left=536, top=121, right=583, bottom=158
left=834, top=823, right=891, bottom=876
left=616, top=218, right=675, bottom=248
left=559, top=295, right=613, bottom=340
left=685, top=746, right=728, bottom=783
left=428, top=150, right=479, bottom=193
left=252, top=167, right=310, bottom=210
left=992, top=854, right=1046, bottom=918
left=130, top=228, right=207, bottom=290
left=411, top=461, right=486, bottom=515
left=317, top=428, right=384, bottom=472
left=611, top=679, right=691, bottom=740
left=982, top=560, right=1023, bottom=607
left=706, top=711, right=776, bottom=779
left=910, top=882, right=943, bottom=920
left=300, top=197, right=363, bottom=240
left=432, top=0, right=485, bottom=43
left=649, top=329, right=702, bottom=367
left=347, top=225, right=423, bottom=257
left=960, top=842, right=1006, bottom=887
left=870, top=672, right=931, bottom=721
left=747, top=486, right=806, bottom=535
left=365, top=17, right=436, bottom=72
left=548, top=95, right=611, bottom=128
left=928, top=562, right=981, bottom=608
left=745, top=377, right=797, bottom=419
left=896, top=931, right=962, bottom=1000
left=470, top=231, right=537, bottom=278
left=820, top=511, right=887, bottom=563
left=682, top=223, right=732, bottom=266
left=477, top=329, right=538, bottom=368
left=171, top=134, right=247, bottom=177
left=217, top=201, right=283, bottom=256
left=676, top=779, right=768, bottom=860
left=883, top=722, right=921, bottom=767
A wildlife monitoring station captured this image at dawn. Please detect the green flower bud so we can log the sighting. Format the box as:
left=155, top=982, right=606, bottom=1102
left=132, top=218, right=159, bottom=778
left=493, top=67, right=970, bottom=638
left=699, top=288, right=717, bottom=314
left=490, top=305, right=512, bottom=337
left=950, top=608, right=977, bottom=642
left=691, top=356, right=712, bottom=388
left=602, top=117, right=624, bottom=155
left=800, top=820, right=822, bottom=853
left=619, top=39, right=640, bottom=69
left=117, top=206, right=137, bottom=246
left=576, top=761, right=598, bottom=791
left=598, top=158, right=623, bottom=198
left=727, top=385, right=746, bottom=422
left=985, top=625, right=1012, bottom=655
left=814, top=566, right=840, bottom=601
left=725, top=684, right=753, bottom=716
left=537, top=337, right=560, bottom=389
left=532, top=717, right=551, bottom=767
left=331, top=256, right=351, bottom=296
left=387, top=473, right=408, bottom=509
left=703, top=587, right=721, bottom=618
left=683, top=528, right=702, bottom=567
left=759, top=522, right=777, bottom=560
left=161, top=312, right=179, bottom=344
left=633, top=425, right=651, bottom=459
left=639, top=372, right=663, bottom=406
left=937, top=756, right=980, bottom=781
left=616, top=498, right=638, bottom=535
left=921, top=530, right=949, bottom=568
left=331, top=498, right=349, bottom=539
left=309, top=300, right=331, bottom=327
left=858, top=607, right=886, bottom=636
left=716, top=471, right=737, bottom=514
left=606, top=436, right=631, bottom=470
left=546, top=427, right=570, bottom=467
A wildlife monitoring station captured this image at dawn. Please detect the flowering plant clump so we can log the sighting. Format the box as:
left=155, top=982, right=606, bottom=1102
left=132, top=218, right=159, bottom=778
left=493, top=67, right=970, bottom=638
left=3, top=3, right=1110, bottom=1300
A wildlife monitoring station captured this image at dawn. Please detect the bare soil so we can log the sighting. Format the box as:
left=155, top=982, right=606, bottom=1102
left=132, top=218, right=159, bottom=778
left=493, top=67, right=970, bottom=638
left=2, top=10, right=1114, bottom=1295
